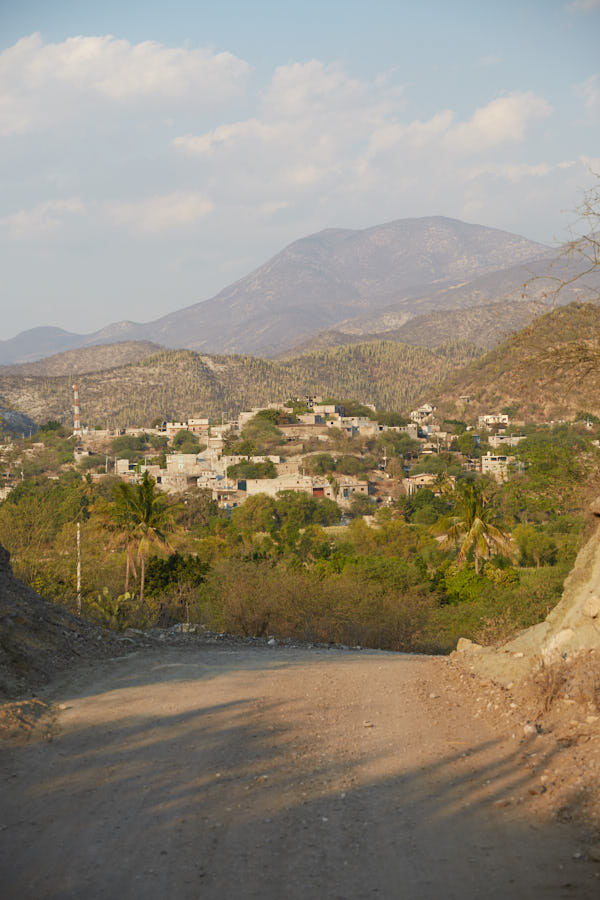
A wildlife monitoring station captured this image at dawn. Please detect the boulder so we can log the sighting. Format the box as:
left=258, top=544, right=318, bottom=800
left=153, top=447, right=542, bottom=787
left=456, top=637, right=482, bottom=653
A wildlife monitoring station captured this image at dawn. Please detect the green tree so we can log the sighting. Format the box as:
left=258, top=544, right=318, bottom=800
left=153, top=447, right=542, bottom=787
left=102, top=482, right=138, bottom=593
left=227, top=460, right=277, bottom=480
left=434, top=482, right=513, bottom=574
left=513, top=524, right=557, bottom=568
left=111, top=434, right=147, bottom=457
left=336, top=455, right=364, bottom=475
left=231, top=494, right=277, bottom=534
left=275, top=491, right=340, bottom=528
left=305, top=453, right=336, bottom=475
left=348, top=494, right=373, bottom=517
left=241, top=413, right=283, bottom=452
left=172, top=429, right=200, bottom=452
left=456, top=432, right=478, bottom=457
left=105, top=472, right=179, bottom=604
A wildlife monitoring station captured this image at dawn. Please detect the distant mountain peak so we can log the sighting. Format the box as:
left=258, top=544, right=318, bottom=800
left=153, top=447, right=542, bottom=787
left=0, top=215, right=557, bottom=365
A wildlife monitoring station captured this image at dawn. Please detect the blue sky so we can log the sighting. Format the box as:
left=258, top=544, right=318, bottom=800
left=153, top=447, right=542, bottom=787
left=1, top=0, right=599, bottom=338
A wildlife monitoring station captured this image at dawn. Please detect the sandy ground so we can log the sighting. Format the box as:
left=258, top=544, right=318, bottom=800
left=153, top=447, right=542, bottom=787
left=1, top=644, right=599, bottom=900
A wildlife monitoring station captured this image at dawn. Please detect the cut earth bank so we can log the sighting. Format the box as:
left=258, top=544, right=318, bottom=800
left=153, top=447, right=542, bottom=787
left=1, top=529, right=600, bottom=897
left=453, top=495, right=600, bottom=845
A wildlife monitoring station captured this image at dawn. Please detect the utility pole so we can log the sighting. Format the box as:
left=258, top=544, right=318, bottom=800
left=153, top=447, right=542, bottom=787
left=76, top=520, right=82, bottom=615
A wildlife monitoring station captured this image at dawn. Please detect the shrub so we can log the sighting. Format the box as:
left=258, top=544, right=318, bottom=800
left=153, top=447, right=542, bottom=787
left=227, top=460, right=277, bottom=480
left=197, top=559, right=435, bottom=651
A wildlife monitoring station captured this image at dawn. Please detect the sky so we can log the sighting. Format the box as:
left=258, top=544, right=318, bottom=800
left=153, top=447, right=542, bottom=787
left=1, top=0, right=599, bottom=339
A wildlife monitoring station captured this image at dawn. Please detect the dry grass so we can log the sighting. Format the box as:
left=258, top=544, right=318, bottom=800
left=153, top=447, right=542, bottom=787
left=531, top=652, right=600, bottom=713
left=196, top=559, right=435, bottom=651
left=471, top=609, right=521, bottom=648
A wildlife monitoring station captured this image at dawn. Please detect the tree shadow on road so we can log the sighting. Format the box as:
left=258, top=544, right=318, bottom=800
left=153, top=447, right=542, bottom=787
left=1, top=650, right=598, bottom=900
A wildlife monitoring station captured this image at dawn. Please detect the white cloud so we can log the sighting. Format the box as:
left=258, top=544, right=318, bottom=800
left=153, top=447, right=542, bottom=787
left=175, top=82, right=553, bottom=209
left=175, top=119, right=275, bottom=155
left=259, top=200, right=289, bottom=216
left=0, top=33, right=249, bottom=135
left=567, top=0, right=600, bottom=12
left=444, top=92, right=552, bottom=153
left=0, top=197, right=84, bottom=238
left=170, top=61, right=566, bottom=249
left=173, top=60, right=396, bottom=200
left=262, top=60, right=369, bottom=120
left=363, top=111, right=454, bottom=159
left=576, top=74, right=600, bottom=116
left=107, top=191, right=214, bottom=233
left=0, top=41, right=590, bottom=337
left=467, top=160, right=579, bottom=183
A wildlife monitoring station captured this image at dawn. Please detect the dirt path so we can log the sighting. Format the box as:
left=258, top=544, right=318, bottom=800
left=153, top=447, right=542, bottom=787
left=1, top=645, right=599, bottom=899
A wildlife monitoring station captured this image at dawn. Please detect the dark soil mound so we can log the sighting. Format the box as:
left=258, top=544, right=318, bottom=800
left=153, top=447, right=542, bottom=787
left=0, top=543, right=119, bottom=699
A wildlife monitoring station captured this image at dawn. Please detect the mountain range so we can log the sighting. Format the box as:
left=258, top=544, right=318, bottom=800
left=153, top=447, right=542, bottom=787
left=6, top=214, right=591, bottom=366
left=3, top=303, right=600, bottom=432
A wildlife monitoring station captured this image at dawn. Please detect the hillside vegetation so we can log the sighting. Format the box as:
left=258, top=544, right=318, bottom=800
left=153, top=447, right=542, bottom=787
left=433, top=303, right=600, bottom=421
left=0, top=341, right=479, bottom=427
left=285, top=299, right=553, bottom=356
left=0, top=341, right=163, bottom=377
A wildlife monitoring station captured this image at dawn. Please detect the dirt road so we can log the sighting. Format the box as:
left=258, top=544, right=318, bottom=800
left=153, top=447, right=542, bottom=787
left=1, top=644, right=598, bottom=899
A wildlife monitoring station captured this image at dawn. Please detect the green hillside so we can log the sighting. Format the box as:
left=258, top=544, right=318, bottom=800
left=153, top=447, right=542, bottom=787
left=0, top=340, right=479, bottom=427
left=433, top=303, right=600, bottom=422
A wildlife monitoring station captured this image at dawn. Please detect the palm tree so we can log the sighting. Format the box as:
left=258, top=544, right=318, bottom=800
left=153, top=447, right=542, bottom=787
left=106, top=472, right=180, bottom=604
left=432, top=471, right=453, bottom=496
left=105, top=481, right=138, bottom=593
left=434, top=481, right=513, bottom=574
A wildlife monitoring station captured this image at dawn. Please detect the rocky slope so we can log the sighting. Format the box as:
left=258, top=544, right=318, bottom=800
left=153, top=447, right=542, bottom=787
left=0, top=543, right=122, bottom=699
left=283, top=298, right=552, bottom=356
left=431, top=302, right=600, bottom=422
left=456, top=494, right=600, bottom=685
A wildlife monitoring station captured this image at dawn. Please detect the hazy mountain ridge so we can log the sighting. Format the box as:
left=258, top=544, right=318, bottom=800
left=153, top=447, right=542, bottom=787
left=309, top=252, right=600, bottom=340
left=283, top=299, right=553, bottom=356
left=0, top=342, right=163, bottom=377
left=108, top=216, right=551, bottom=356
left=1, top=216, right=551, bottom=364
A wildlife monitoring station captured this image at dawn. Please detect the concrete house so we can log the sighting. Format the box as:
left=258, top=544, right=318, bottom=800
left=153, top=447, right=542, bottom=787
left=481, top=452, right=509, bottom=481
left=478, top=414, right=509, bottom=429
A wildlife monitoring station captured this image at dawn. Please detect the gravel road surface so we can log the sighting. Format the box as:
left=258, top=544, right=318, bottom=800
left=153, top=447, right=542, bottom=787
left=1, top=645, right=598, bottom=899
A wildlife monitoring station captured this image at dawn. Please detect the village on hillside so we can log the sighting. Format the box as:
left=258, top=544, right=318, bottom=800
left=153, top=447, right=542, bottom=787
left=1, top=385, right=568, bottom=512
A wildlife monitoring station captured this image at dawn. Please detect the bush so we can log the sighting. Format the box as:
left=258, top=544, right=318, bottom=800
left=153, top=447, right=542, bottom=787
left=198, top=559, right=435, bottom=650
left=144, top=553, right=209, bottom=596
left=227, top=460, right=277, bottom=480
left=111, top=434, right=147, bottom=457
left=442, top=566, right=494, bottom=605
left=305, top=453, right=336, bottom=475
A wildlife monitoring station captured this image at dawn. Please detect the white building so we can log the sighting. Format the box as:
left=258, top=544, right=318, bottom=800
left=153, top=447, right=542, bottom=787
left=488, top=434, right=525, bottom=449
left=478, top=413, right=509, bottom=429
left=481, top=452, right=509, bottom=481
left=409, top=404, right=434, bottom=423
